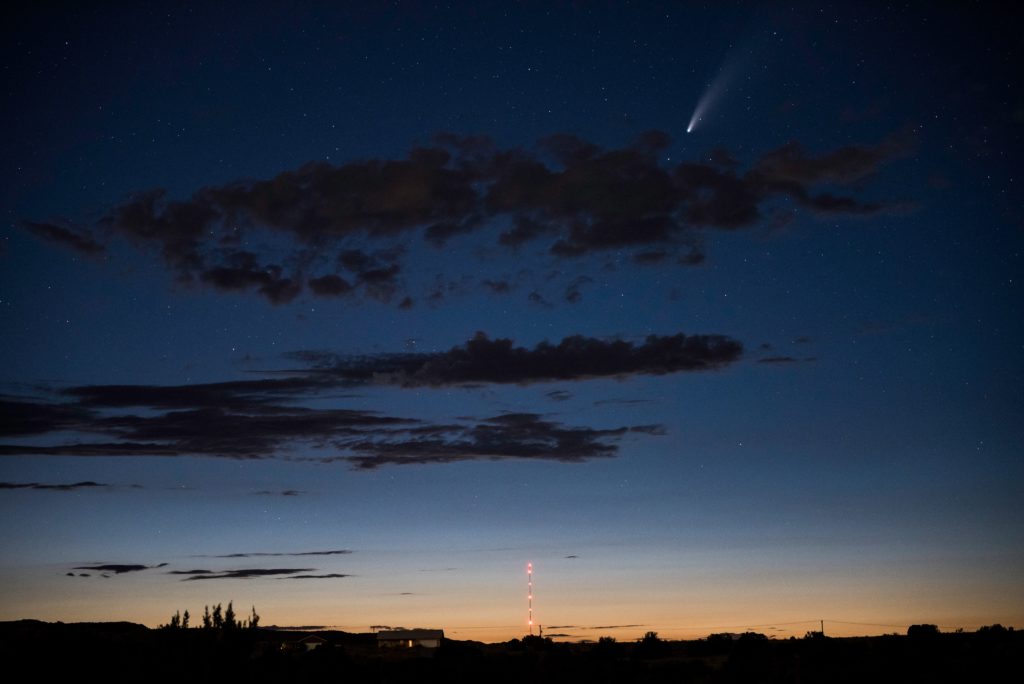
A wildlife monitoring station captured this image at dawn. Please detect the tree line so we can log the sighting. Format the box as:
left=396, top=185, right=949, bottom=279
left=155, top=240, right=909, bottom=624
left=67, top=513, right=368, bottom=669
left=162, top=601, right=259, bottom=630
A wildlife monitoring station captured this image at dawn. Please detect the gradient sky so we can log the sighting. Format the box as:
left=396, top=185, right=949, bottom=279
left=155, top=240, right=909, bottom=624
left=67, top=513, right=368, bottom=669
left=1, top=2, right=1022, bottom=642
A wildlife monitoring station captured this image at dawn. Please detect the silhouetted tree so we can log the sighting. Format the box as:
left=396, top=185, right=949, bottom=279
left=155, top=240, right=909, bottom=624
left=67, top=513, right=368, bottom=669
left=637, top=630, right=668, bottom=658
left=593, top=635, right=618, bottom=659
left=223, top=601, right=236, bottom=629
left=907, top=624, right=940, bottom=638
left=212, top=603, right=223, bottom=629
left=182, top=609, right=189, bottom=629
left=202, top=605, right=212, bottom=629
left=521, top=634, right=553, bottom=650
left=249, top=606, right=260, bottom=630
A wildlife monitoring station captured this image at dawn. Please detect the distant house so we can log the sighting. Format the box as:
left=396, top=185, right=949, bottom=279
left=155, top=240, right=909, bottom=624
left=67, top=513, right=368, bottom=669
left=281, top=634, right=328, bottom=652
left=377, top=629, right=444, bottom=649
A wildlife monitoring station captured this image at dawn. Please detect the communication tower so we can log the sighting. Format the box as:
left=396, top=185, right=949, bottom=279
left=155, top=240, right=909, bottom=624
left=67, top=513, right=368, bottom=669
left=527, top=562, right=534, bottom=635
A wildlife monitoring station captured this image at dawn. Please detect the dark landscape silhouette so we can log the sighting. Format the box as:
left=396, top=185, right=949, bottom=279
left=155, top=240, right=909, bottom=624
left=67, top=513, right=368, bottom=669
left=1, top=614, right=1019, bottom=683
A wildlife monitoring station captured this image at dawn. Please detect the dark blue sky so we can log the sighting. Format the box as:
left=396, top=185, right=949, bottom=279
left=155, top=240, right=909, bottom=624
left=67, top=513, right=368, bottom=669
left=1, top=2, right=1021, bottom=640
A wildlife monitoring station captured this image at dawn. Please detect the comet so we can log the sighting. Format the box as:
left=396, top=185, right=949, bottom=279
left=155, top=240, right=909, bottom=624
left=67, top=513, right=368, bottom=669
left=686, top=54, right=742, bottom=133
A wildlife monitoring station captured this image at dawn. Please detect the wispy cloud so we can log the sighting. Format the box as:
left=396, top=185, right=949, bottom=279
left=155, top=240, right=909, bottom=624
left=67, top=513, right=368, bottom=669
left=172, top=568, right=317, bottom=581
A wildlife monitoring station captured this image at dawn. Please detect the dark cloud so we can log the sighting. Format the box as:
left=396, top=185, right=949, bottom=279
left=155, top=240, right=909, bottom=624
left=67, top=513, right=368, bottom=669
left=254, top=489, right=305, bottom=496
left=1, top=481, right=109, bottom=491
left=336, top=249, right=371, bottom=272
left=753, top=131, right=911, bottom=185
left=564, top=276, right=593, bottom=304
left=0, top=399, right=655, bottom=468
left=73, top=563, right=166, bottom=574
left=23, top=221, right=105, bottom=255
left=0, top=331, right=736, bottom=465
left=198, top=251, right=301, bottom=304
left=546, top=390, right=572, bottom=402
left=565, top=555, right=579, bottom=559
left=481, top=279, right=512, bottom=294
left=283, top=573, right=351, bottom=579
left=61, top=376, right=340, bottom=410
left=633, top=250, right=668, bottom=265
left=756, top=356, right=817, bottom=365
left=53, top=408, right=400, bottom=459
left=0, top=398, right=95, bottom=437
left=342, top=412, right=662, bottom=470
left=177, top=568, right=316, bottom=581
left=378, top=332, right=743, bottom=387
left=308, top=274, right=353, bottom=297
left=527, top=290, right=552, bottom=307
left=757, top=356, right=799, bottom=364
left=279, top=330, right=744, bottom=388
left=593, top=398, right=654, bottom=406
left=498, top=215, right=557, bottom=247
left=678, top=249, right=705, bottom=266
left=199, top=549, right=352, bottom=558
left=756, top=355, right=816, bottom=365
left=355, top=263, right=402, bottom=302
left=27, top=132, right=908, bottom=305
left=590, top=624, right=646, bottom=630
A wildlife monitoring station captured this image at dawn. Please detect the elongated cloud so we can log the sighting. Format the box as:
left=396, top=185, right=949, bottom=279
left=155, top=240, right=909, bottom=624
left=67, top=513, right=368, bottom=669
left=0, top=331, right=735, bottom=466
left=342, top=413, right=663, bottom=470
left=24, top=132, right=910, bottom=305
left=1, top=481, right=109, bottom=491
left=284, top=573, right=351, bottom=579
left=73, top=563, right=167, bottom=574
left=23, top=220, right=105, bottom=255
left=287, top=331, right=744, bottom=387
left=199, top=549, right=352, bottom=558
left=172, top=568, right=316, bottom=581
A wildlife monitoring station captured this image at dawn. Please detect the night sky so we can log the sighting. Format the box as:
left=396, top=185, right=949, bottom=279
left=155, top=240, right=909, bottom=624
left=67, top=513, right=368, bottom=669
left=2, top=2, right=1022, bottom=641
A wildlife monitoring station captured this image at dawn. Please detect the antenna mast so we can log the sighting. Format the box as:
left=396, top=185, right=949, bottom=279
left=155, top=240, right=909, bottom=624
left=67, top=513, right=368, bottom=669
left=527, top=562, right=533, bottom=635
